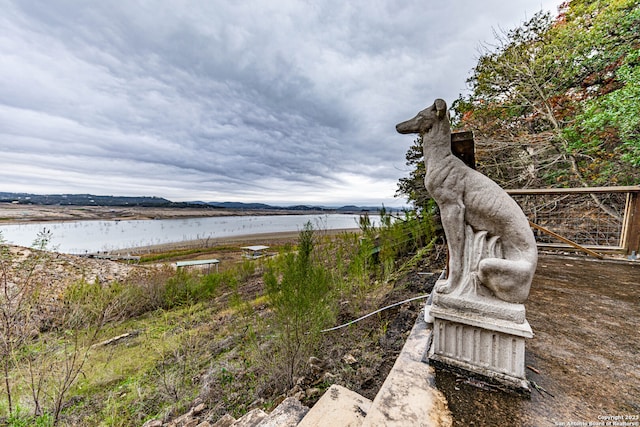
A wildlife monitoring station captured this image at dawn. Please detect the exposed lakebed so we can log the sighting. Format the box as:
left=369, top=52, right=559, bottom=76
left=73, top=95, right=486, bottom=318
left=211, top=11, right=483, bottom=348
left=0, top=213, right=376, bottom=253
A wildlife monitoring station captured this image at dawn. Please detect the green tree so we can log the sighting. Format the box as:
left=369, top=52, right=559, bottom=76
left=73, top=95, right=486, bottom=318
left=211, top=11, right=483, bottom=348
left=396, top=136, right=432, bottom=210
left=457, top=1, right=640, bottom=184
left=450, top=0, right=639, bottom=219
left=556, top=0, right=640, bottom=185
left=458, top=9, right=579, bottom=188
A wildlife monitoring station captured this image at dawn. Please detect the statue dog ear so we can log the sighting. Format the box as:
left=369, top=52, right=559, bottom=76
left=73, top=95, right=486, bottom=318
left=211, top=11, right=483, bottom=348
left=435, top=99, right=447, bottom=119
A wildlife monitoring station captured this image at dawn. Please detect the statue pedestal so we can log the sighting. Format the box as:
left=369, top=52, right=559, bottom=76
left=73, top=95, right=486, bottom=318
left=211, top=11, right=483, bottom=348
left=427, top=300, right=533, bottom=394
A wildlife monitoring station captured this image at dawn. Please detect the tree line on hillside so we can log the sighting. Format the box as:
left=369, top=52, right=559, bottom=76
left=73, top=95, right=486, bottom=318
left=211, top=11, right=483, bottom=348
left=397, top=0, right=640, bottom=211
left=0, top=193, right=177, bottom=207
left=0, top=192, right=394, bottom=213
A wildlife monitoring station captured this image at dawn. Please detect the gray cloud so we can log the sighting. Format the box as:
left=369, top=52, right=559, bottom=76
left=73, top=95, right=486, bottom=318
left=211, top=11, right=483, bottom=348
left=0, top=0, right=563, bottom=205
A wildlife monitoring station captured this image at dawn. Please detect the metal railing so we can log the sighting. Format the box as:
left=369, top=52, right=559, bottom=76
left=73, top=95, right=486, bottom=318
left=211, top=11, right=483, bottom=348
left=506, top=186, right=640, bottom=255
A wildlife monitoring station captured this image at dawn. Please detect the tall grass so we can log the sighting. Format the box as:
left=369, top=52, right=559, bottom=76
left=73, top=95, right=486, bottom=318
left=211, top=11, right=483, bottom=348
left=346, top=206, right=437, bottom=299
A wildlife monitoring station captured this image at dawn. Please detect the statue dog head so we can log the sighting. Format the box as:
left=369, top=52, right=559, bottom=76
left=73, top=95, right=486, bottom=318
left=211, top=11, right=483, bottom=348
left=395, top=99, right=448, bottom=136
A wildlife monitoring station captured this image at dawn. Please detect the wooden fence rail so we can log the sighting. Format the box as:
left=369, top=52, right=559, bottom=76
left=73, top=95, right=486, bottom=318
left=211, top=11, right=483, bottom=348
left=506, top=186, right=640, bottom=255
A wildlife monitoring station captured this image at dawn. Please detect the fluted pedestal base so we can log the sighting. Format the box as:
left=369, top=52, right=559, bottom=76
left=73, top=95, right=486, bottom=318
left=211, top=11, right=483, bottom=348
left=428, top=304, right=533, bottom=394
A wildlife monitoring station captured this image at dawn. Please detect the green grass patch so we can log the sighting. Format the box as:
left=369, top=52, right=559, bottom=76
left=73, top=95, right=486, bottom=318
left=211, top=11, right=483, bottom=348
left=139, top=246, right=237, bottom=263
left=55, top=300, right=252, bottom=425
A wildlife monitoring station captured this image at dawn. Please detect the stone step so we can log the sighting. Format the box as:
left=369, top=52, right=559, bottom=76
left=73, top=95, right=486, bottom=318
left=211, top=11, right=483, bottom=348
left=256, top=397, right=308, bottom=427
left=229, top=408, right=267, bottom=427
left=211, top=311, right=453, bottom=427
left=297, top=384, right=371, bottom=427
left=361, top=314, right=452, bottom=427
left=211, top=414, right=236, bottom=427
left=212, top=397, right=308, bottom=427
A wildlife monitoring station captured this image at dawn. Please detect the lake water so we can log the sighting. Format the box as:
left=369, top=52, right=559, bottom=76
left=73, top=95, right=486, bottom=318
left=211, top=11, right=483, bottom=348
left=0, top=214, right=375, bottom=254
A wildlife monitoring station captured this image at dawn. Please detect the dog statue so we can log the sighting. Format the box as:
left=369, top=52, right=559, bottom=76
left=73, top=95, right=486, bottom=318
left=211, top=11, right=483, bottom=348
left=396, top=99, right=537, bottom=304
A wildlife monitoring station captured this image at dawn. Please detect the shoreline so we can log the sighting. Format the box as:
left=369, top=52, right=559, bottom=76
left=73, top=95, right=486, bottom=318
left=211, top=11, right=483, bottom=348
left=0, top=204, right=341, bottom=225
left=111, top=227, right=361, bottom=254
left=0, top=204, right=366, bottom=255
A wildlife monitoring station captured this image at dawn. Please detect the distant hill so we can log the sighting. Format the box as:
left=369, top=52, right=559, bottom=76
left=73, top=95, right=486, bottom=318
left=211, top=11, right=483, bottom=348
left=205, top=201, right=400, bottom=213
left=206, top=201, right=282, bottom=210
left=0, top=192, right=177, bottom=207
left=0, top=192, right=402, bottom=213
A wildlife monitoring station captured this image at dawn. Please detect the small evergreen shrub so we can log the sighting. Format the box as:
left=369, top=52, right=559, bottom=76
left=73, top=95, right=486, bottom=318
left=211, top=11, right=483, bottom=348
left=263, top=222, right=336, bottom=390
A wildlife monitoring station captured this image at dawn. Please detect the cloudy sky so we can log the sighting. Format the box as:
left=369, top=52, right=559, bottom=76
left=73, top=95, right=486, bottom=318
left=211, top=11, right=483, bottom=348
left=1, top=1, right=563, bottom=206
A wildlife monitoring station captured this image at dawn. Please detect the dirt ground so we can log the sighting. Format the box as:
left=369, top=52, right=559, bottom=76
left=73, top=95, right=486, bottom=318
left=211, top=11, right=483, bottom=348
left=436, top=253, right=640, bottom=427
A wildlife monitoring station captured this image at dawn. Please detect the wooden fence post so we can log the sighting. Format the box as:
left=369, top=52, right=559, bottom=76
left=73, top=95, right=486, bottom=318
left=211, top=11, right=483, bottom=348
left=622, top=191, right=640, bottom=255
